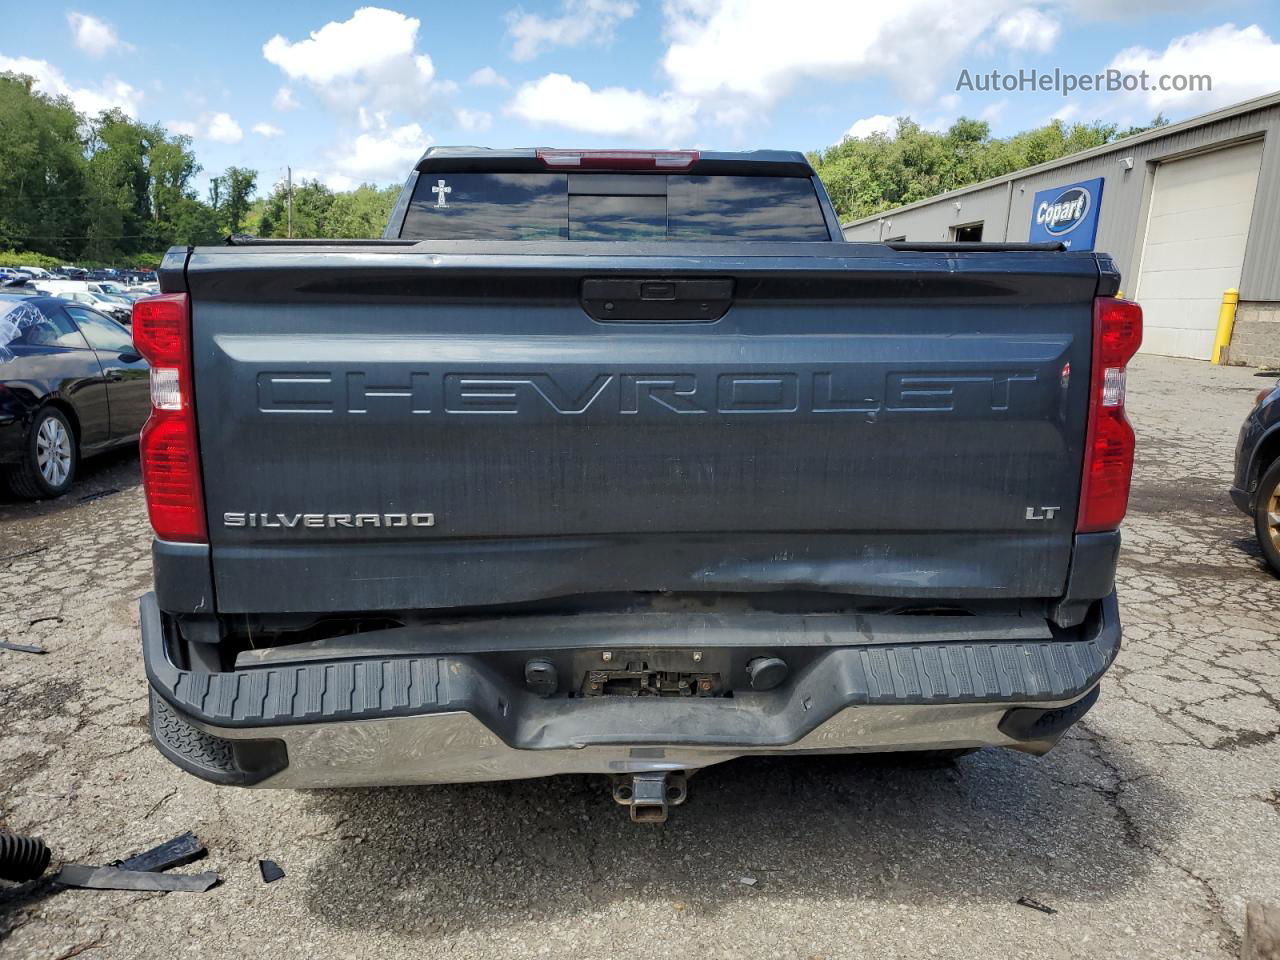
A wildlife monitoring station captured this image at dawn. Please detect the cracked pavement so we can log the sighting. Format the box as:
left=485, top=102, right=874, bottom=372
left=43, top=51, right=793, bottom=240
left=1, top=354, right=1278, bottom=959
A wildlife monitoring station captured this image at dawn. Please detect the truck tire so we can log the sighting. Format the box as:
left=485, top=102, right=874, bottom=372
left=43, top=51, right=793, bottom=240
left=5, top=407, right=78, bottom=499
left=1255, top=458, right=1280, bottom=576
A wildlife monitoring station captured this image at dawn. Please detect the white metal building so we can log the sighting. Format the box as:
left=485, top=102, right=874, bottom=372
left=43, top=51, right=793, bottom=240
left=842, top=91, right=1280, bottom=366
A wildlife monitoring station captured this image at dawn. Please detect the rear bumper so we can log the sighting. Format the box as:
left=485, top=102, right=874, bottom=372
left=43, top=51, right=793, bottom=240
left=141, top=591, right=1121, bottom=788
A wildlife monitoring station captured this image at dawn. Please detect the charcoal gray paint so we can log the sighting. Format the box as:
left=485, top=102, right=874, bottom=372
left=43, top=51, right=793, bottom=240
left=159, top=243, right=1111, bottom=615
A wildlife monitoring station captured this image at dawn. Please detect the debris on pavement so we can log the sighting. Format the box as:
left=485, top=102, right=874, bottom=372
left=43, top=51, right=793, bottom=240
left=1016, top=896, right=1059, bottom=915
left=49, top=833, right=216, bottom=894
left=0, top=545, right=46, bottom=563
left=0, top=831, right=52, bottom=883
left=55, top=864, right=219, bottom=893
left=115, top=832, right=206, bottom=873
left=735, top=875, right=758, bottom=887
left=259, top=859, right=285, bottom=884
left=77, top=487, right=120, bottom=503
left=0, top=641, right=47, bottom=654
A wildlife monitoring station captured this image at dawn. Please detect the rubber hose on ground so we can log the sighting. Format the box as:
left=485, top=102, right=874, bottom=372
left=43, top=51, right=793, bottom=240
left=0, top=831, right=52, bottom=883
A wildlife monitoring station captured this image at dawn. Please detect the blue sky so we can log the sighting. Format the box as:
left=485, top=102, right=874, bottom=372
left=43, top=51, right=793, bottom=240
left=4, top=1, right=1280, bottom=196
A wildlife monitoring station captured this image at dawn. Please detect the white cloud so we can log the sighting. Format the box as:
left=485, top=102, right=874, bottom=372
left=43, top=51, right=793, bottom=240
left=467, top=66, right=509, bottom=88
left=292, top=168, right=357, bottom=191
left=329, top=121, right=432, bottom=183
left=662, top=0, right=1025, bottom=105
left=273, top=86, right=300, bottom=111
left=167, top=111, right=244, bottom=143
left=506, top=0, right=637, bottom=61
left=207, top=112, right=243, bottom=143
left=357, top=106, right=385, bottom=130
left=262, top=7, right=440, bottom=114
left=0, top=55, right=141, bottom=117
left=67, top=12, right=132, bottom=57
left=455, top=108, right=492, bottom=132
left=980, top=99, right=1008, bottom=122
left=845, top=114, right=897, bottom=139
left=1105, top=23, right=1280, bottom=115
left=291, top=116, right=428, bottom=190
left=508, top=73, right=698, bottom=140
left=263, top=7, right=420, bottom=83
left=252, top=122, right=284, bottom=137
left=994, top=7, right=1059, bottom=51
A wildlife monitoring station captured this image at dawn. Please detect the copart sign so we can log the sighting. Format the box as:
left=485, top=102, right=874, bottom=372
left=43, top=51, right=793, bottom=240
left=1028, top=177, right=1104, bottom=250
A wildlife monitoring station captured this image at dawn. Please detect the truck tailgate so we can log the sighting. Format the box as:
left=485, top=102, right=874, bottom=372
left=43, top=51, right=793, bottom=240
left=180, top=242, right=1102, bottom=614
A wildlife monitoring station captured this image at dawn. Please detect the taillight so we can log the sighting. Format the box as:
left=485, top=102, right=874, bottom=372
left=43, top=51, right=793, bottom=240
left=1078, top=297, right=1143, bottom=533
left=132, top=293, right=206, bottom=543
left=536, top=149, right=699, bottom=170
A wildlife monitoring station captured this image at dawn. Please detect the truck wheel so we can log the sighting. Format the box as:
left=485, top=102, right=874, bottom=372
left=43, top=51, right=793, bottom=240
left=1254, top=458, right=1280, bottom=576
left=6, top=407, right=77, bottom=499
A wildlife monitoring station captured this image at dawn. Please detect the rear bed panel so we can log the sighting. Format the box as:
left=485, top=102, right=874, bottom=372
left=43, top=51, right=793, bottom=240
left=181, top=243, right=1102, bottom=614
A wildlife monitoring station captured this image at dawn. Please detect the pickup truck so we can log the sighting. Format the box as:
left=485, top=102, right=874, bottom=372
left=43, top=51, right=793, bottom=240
left=136, top=148, right=1141, bottom=822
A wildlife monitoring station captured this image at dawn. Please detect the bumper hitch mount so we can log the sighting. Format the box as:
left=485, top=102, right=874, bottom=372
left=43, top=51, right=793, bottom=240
left=611, top=771, right=688, bottom=824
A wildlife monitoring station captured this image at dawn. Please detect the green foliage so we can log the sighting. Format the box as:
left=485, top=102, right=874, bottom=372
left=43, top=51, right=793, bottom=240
left=0, top=248, right=65, bottom=268
left=811, top=114, right=1172, bottom=223
left=0, top=73, right=90, bottom=261
left=0, top=73, right=221, bottom=265
left=0, top=72, right=398, bottom=266
left=0, top=68, right=1177, bottom=260
left=257, top=179, right=398, bottom=239
left=209, top=166, right=257, bottom=235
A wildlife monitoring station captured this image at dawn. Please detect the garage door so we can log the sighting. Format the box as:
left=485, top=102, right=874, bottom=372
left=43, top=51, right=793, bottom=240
left=1135, top=139, right=1264, bottom=359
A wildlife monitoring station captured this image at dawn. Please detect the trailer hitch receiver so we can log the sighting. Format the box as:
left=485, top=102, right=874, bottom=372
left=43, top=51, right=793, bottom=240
left=611, top=771, right=687, bottom=823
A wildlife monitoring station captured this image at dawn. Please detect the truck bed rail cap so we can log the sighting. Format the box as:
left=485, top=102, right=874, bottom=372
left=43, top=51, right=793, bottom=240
left=886, top=241, right=1067, bottom=253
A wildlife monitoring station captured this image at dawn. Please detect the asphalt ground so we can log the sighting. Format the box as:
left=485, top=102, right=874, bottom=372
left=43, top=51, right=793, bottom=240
left=1, top=354, right=1278, bottom=959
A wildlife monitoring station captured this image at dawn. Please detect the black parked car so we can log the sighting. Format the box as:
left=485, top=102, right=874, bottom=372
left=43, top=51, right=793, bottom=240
left=0, top=295, right=149, bottom=498
left=1232, top=374, right=1280, bottom=574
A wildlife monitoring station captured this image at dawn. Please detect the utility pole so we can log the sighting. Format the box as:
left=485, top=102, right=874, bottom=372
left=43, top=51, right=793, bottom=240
left=286, top=166, right=293, bottom=239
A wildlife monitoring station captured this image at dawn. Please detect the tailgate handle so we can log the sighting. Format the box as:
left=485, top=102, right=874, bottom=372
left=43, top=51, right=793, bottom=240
left=581, top=278, right=734, bottom=324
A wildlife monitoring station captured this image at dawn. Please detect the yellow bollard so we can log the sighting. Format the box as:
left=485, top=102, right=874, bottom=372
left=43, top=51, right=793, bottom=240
left=1212, top=288, right=1239, bottom=364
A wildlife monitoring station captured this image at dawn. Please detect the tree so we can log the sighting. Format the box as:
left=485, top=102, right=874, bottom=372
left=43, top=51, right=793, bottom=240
left=209, top=166, right=257, bottom=235
left=147, top=133, right=204, bottom=247
left=0, top=74, right=233, bottom=263
left=84, top=110, right=146, bottom=262
left=1118, top=114, right=1170, bottom=139
left=810, top=115, right=1167, bottom=223
left=0, top=72, right=90, bottom=261
left=253, top=178, right=397, bottom=239
left=328, top=184, right=399, bottom=238
left=258, top=178, right=333, bottom=237
left=169, top=195, right=223, bottom=247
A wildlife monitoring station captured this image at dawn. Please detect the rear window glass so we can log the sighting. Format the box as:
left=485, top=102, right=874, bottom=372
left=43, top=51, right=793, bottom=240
left=406, top=173, right=567, bottom=240
left=1, top=301, right=89, bottom=360
left=401, top=173, right=830, bottom=241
